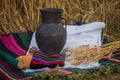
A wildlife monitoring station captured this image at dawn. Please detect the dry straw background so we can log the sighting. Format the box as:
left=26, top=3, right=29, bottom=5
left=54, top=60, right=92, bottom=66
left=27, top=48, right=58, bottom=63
left=0, top=0, right=120, bottom=42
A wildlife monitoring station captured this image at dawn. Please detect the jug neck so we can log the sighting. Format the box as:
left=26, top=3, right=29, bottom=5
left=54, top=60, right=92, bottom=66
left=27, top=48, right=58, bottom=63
left=40, top=8, right=63, bottom=23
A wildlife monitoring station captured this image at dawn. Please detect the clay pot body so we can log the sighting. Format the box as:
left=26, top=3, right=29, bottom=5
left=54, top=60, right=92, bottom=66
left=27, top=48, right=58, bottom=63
left=36, top=8, right=67, bottom=54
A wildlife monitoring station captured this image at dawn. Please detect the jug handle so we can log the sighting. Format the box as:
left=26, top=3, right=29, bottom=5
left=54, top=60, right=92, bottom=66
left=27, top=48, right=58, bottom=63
left=61, top=17, right=67, bottom=30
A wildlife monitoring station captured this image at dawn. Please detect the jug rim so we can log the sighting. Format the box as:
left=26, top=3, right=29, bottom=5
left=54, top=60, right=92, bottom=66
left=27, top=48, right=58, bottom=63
left=40, top=8, right=63, bottom=12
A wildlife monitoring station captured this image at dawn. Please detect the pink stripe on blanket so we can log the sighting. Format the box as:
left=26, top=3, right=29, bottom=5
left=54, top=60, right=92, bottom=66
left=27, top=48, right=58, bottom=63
left=9, top=35, right=26, bottom=55
left=1, top=36, right=22, bottom=56
left=1, top=35, right=25, bottom=56
left=33, top=51, right=65, bottom=58
left=0, top=70, right=10, bottom=80
left=0, top=61, right=24, bottom=78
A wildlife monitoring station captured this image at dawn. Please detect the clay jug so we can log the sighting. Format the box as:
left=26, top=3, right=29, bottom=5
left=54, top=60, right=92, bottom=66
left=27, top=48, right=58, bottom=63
left=36, top=8, right=67, bottom=54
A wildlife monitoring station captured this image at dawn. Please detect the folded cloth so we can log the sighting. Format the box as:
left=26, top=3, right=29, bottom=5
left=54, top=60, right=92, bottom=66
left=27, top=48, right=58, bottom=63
left=17, top=48, right=65, bottom=69
left=30, top=49, right=65, bottom=69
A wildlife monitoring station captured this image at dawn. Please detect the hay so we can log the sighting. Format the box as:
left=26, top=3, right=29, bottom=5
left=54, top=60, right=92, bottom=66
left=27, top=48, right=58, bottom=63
left=0, top=0, right=120, bottom=41
left=66, top=41, right=120, bottom=65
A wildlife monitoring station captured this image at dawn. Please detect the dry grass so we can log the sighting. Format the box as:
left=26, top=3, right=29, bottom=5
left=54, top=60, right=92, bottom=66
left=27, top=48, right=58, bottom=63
left=66, top=41, right=120, bottom=65
left=0, top=0, right=120, bottom=41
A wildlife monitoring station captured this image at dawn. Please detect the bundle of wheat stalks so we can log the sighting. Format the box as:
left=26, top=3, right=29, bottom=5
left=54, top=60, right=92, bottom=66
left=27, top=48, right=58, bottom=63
left=0, top=0, right=120, bottom=42
left=66, top=41, right=120, bottom=65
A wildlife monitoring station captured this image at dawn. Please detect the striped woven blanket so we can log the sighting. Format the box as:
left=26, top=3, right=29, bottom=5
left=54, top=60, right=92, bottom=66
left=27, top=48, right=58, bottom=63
left=0, top=32, right=36, bottom=80
left=30, top=50, right=65, bottom=69
left=0, top=32, right=120, bottom=80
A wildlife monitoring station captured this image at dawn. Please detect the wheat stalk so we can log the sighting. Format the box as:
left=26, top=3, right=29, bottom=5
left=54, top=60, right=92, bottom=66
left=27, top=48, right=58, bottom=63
left=0, top=0, right=120, bottom=41
left=66, top=41, right=120, bottom=65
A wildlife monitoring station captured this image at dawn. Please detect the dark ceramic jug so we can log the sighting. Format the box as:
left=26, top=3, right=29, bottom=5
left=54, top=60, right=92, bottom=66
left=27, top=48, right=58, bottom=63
left=36, top=8, right=67, bottom=54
